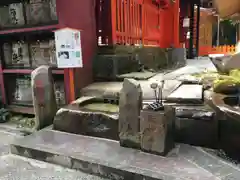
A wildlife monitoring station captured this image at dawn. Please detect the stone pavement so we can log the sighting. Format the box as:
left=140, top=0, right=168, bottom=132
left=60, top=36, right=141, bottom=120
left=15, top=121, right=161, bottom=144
left=0, top=126, right=108, bottom=180
left=0, top=155, right=108, bottom=180
left=10, top=129, right=240, bottom=180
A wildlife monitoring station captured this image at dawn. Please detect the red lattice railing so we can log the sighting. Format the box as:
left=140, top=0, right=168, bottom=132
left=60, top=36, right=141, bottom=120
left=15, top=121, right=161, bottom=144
left=96, top=0, right=176, bottom=47
left=199, top=45, right=236, bottom=56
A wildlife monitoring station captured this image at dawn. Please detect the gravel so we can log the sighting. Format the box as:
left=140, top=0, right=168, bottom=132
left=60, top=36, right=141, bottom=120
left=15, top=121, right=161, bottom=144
left=0, top=154, right=109, bottom=180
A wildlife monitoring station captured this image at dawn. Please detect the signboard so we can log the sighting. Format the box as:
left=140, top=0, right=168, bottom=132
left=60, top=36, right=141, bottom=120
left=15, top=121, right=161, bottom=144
left=183, top=18, right=190, bottom=27
left=54, top=28, right=83, bottom=68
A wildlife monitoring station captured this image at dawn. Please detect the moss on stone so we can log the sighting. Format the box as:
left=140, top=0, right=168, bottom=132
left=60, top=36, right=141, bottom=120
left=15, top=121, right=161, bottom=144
left=82, top=103, right=119, bottom=113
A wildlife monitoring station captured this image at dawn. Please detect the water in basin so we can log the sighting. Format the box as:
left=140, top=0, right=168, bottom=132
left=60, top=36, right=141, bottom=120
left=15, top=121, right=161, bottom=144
left=81, top=103, right=119, bottom=113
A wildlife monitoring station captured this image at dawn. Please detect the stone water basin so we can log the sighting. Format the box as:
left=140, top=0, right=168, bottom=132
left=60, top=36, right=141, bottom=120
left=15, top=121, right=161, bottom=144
left=209, top=93, right=240, bottom=160
left=81, top=102, right=119, bottom=113
left=53, top=96, right=119, bottom=140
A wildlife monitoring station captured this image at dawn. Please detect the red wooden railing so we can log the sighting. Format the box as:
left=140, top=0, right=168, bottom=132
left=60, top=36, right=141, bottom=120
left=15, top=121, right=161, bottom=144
left=199, top=45, right=236, bottom=56
left=96, top=0, right=177, bottom=47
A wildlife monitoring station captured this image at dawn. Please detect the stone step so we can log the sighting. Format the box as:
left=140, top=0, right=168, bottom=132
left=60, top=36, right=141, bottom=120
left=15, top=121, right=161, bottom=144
left=10, top=130, right=240, bottom=180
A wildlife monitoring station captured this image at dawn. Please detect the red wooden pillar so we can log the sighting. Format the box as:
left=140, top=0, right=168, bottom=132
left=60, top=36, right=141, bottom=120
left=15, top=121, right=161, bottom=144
left=173, top=0, right=180, bottom=48
left=111, top=0, right=117, bottom=44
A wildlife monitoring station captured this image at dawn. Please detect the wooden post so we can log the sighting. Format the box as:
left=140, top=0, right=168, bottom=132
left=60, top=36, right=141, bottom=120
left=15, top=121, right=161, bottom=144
left=196, top=3, right=200, bottom=57
left=173, top=0, right=180, bottom=48
left=69, top=68, right=75, bottom=102
left=188, top=3, right=194, bottom=59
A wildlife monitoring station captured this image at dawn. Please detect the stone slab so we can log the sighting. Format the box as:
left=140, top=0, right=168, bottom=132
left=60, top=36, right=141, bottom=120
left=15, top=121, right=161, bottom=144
left=81, top=80, right=182, bottom=101
left=53, top=106, right=119, bottom=141
left=10, top=130, right=240, bottom=180
left=167, top=84, right=203, bottom=103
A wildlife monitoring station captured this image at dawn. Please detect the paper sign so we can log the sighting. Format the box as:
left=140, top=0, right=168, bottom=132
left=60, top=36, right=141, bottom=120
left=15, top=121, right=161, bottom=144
left=54, top=28, right=83, bottom=68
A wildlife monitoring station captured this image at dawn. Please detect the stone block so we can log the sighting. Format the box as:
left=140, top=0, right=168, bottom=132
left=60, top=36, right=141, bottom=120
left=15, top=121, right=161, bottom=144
left=9, top=3, right=25, bottom=27
left=140, top=106, right=175, bottom=156
left=30, top=41, right=52, bottom=68
left=49, top=0, right=57, bottom=20
left=167, top=84, right=203, bottom=103
left=175, top=106, right=218, bottom=148
left=134, top=47, right=169, bottom=71
left=26, top=0, right=51, bottom=25
left=93, top=54, right=139, bottom=81
left=0, top=7, right=10, bottom=28
left=168, top=48, right=186, bottom=67
left=53, top=106, right=119, bottom=140
left=11, top=42, right=30, bottom=68
left=31, top=65, right=57, bottom=130
left=98, top=45, right=137, bottom=55
left=119, top=79, right=142, bottom=149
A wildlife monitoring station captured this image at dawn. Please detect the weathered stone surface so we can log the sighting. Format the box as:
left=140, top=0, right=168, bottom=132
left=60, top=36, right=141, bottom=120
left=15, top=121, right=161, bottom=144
left=175, top=106, right=218, bottom=148
left=53, top=107, right=119, bottom=140
left=119, top=78, right=142, bottom=149
left=167, top=84, right=203, bottom=103
left=31, top=65, right=57, bottom=130
left=11, top=130, right=234, bottom=180
left=53, top=96, right=119, bottom=140
left=26, top=0, right=51, bottom=25
left=212, top=53, right=240, bottom=73
left=208, top=92, right=240, bottom=158
left=140, top=106, right=175, bottom=156
left=168, top=48, right=186, bottom=68
left=8, top=3, right=25, bottom=27
left=93, top=54, right=139, bottom=81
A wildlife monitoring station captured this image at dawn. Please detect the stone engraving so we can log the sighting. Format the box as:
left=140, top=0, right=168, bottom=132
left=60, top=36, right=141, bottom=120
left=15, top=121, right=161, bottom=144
left=30, top=41, right=51, bottom=67
left=9, top=3, right=25, bottom=27
left=26, top=0, right=51, bottom=25
left=119, top=78, right=142, bottom=149
left=11, top=42, right=30, bottom=68
left=31, top=65, right=57, bottom=130
left=140, top=106, right=175, bottom=156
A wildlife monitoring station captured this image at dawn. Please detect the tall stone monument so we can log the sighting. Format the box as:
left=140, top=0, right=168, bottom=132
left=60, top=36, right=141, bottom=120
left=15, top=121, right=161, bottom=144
left=119, top=78, right=142, bottom=149
left=31, top=65, right=57, bottom=130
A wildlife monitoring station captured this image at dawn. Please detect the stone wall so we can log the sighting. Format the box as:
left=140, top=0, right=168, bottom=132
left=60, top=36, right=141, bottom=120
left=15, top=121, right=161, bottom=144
left=93, top=45, right=186, bottom=81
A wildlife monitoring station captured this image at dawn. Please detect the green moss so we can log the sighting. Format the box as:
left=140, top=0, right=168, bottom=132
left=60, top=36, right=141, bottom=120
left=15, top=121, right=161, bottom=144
left=213, top=69, right=240, bottom=92
left=82, top=103, right=119, bottom=113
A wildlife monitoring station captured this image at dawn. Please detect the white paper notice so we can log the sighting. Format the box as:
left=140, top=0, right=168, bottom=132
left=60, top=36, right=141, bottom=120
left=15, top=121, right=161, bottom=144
left=54, top=28, right=83, bottom=68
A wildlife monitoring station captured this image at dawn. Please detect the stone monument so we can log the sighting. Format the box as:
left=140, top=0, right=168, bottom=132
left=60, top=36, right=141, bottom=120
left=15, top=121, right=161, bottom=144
left=140, top=81, right=175, bottom=156
left=31, top=65, right=57, bottom=130
left=140, top=106, right=175, bottom=156
left=119, top=78, right=142, bottom=149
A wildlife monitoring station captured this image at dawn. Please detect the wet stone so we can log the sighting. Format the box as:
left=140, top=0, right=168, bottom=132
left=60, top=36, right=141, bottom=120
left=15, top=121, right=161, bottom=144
left=140, top=106, right=175, bottom=156
left=119, top=78, right=142, bottom=149
left=175, top=106, right=218, bottom=148
left=31, top=65, right=57, bottom=130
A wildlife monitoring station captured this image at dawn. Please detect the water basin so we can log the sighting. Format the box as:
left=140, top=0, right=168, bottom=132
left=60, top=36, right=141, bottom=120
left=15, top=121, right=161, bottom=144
left=81, top=103, right=119, bottom=113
